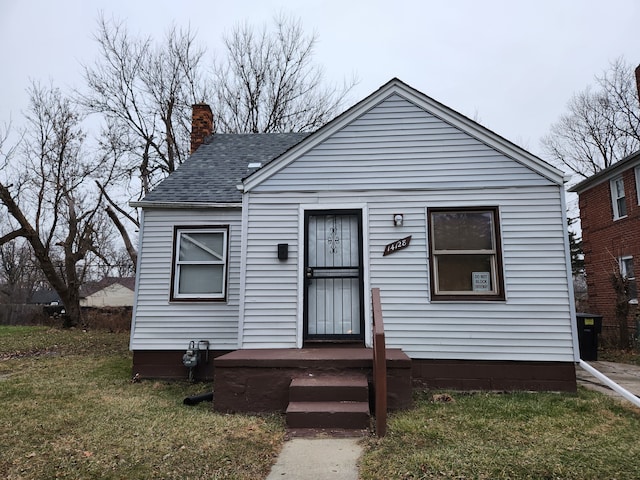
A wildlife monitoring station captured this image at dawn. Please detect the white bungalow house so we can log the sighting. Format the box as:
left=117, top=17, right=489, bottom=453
left=130, top=79, right=578, bottom=417
left=80, top=277, right=135, bottom=308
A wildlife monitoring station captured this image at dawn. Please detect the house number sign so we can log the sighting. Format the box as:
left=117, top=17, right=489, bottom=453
left=383, top=236, right=412, bottom=256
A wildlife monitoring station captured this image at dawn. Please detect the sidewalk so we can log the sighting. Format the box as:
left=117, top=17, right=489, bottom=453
left=266, top=438, right=363, bottom=480
left=575, top=360, right=640, bottom=399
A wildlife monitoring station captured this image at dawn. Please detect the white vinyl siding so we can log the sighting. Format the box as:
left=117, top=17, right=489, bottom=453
left=130, top=208, right=241, bottom=350
left=241, top=187, right=574, bottom=362
left=240, top=200, right=301, bottom=347
left=252, top=94, right=553, bottom=193
left=241, top=94, right=573, bottom=361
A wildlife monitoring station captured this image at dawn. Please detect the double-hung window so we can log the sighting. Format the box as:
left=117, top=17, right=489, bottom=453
left=428, top=207, right=505, bottom=300
left=610, top=176, right=627, bottom=220
left=171, top=226, right=228, bottom=301
left=619, top=256, right=638, bottom=304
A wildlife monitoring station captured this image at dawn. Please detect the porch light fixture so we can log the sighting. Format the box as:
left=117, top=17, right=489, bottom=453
left=393, top=214, right=404, bottom=227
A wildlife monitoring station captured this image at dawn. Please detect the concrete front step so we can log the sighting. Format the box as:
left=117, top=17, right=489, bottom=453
left=286, top=373, right=370, bottom=430
left=289, top=374, right=369, bottom=403
left=286, top=401, right=371, bottom=429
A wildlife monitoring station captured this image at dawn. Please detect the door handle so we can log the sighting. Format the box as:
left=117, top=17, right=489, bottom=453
left=306, top=267, right=314, bottom=279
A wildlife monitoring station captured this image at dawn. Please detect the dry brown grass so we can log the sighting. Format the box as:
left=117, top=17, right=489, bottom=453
left=0, top=326, right=285, bottom=479
left=360, top=389, right=640, bottom=479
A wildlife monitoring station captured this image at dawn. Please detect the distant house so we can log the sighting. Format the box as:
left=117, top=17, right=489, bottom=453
left=129, top=78, right=578, bottom=417
left=29, top=289, right=63, bottom=305
left=27, top=289, right=65, bottom=319
left=80, top=277, right=135, bottom=308
left=569, top=150, right=640, bottom=340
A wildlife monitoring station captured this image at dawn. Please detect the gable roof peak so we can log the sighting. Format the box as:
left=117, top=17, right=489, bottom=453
left=242, top=78, right=565, bottom=191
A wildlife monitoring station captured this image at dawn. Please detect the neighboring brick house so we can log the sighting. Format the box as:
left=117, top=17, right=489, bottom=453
left=569, top=150, right=640, bottom=342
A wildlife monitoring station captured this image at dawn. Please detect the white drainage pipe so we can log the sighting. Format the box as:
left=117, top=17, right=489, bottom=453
left=579, top=360, right=640, bottom=408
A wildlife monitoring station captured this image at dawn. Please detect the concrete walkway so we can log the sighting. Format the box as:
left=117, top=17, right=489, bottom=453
left=575, top=360, right=640, bottom=400
left=266, top=438, right=362, bottom=480
left=263, top=361, right=640, bottom=480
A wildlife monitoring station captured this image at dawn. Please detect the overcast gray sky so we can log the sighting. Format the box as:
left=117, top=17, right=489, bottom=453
left=1, top=0, right=638, bottom=160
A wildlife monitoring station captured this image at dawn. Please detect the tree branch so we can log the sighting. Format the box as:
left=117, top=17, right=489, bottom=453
left=94, top=180, right=139, bottom=227
left=0, top=228, right=26, bottom=246
left=105, top=205, right=138, bottom=267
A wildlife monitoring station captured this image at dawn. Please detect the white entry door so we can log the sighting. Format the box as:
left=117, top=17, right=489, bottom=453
left=304, top=210, right=364, bottom=342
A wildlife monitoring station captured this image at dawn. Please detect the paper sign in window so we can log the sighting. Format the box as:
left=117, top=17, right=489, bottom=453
left=472, top=272, right=490, bottom=292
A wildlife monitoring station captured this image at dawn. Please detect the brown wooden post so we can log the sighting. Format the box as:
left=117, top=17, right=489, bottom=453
left=372, top=287, right=387, bottom=437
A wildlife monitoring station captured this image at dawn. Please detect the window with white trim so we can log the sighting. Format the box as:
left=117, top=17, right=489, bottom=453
left=171, top=226, right=228, bottom=301
left=610, top=176, right=627, bottom=219
left=428, top=207, right=505, bottom=300
left=619, top=256, right=637, bottom=304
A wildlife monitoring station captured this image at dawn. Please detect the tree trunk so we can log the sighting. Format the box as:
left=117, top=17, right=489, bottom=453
left=611, top=272, right=631, bottom=349
left=63, top=299, right=83, bottom=328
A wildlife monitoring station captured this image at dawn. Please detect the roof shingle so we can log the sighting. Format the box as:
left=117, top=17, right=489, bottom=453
left=141, top=133, right=309, bottom=204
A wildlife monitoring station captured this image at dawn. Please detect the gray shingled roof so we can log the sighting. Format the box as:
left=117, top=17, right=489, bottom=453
left=141, top=133, right=310, bottom=204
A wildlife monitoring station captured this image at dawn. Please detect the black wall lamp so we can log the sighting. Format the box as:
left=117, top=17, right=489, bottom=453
left=393, top=214, right=404, bottom=227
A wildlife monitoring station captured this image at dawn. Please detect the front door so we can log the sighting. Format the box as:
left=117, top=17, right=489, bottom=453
left=304, top=210, right=364, bottom=342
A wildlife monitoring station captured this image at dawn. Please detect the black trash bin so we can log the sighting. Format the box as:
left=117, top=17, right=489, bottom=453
left=575, top=313, right=603, bottom=361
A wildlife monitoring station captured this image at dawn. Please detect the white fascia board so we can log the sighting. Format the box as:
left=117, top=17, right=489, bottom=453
left=130, top=201, right=242, bottom=209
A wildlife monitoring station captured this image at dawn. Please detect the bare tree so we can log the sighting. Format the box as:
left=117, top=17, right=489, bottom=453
left=81, top=14, right=355, bottom=268
left=80, top=14, right=209, bottom=268
left=610, top=269, right=632, bottom=349
left=212, top=15, right=356, bottom=133
left=0, top=83, right=114, bottom=326
left=81, top=14, right=209, bottom=196
left=542, top=58, right=640, bottom=179
left=0, top=240, right=45, bottom=304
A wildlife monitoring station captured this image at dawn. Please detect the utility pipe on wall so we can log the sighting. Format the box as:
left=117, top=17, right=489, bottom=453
left=579, top=360, right=640, bottom=408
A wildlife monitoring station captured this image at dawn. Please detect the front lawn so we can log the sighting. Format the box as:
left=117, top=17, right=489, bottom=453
left=360, top=389, right=640, bottom=479
left=0, top=326, right=284, bottom=480
left=3, top=325, right=640, bottom=479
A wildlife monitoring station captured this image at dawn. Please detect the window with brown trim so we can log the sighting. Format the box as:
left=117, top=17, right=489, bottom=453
left=170, top=226, right=229, bottom=301
left=428, top=207, right=505, bottom=301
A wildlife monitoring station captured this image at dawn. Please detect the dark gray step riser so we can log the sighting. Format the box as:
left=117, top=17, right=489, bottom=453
left=286, top=411, right=370, bottom=429
left=289, top=386, right=369, bottom=403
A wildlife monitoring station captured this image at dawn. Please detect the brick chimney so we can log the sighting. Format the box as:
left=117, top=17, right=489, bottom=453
left=190, top=103, right=213, bottom=154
